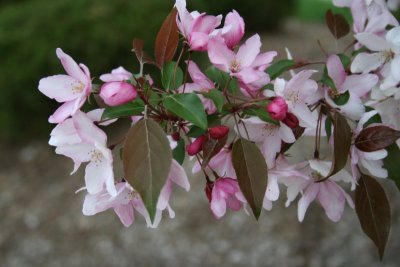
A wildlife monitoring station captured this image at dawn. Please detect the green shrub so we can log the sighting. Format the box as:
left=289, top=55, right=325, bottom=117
left=0, top=0, right=294, bottom=142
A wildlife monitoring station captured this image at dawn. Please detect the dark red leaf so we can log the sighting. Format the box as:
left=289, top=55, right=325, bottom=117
left=201, top=134, right=228, bottom=168
left=326, top=9, right=350, bottom=39
left=356, top=174, right=391, bottom=260
left=132, top=38, right=154, bottom=65
left=154, top=8, right=179, bottom=68
left=317, top=110, right=352, bottom=182
left=355, top=126, right=400, bottom=152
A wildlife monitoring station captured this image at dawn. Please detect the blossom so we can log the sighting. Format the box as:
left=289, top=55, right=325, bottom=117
left=99, top=66, right=132, bottom=82
left=208, top=177, right=246, bottom=219
left=211, top=10, right=245, bottom=49
left=325, top=54, right=378, bottom=120
left=266, top=96, right=288, bottom=121
left=38, top=48, right=91, bottom=123
left=100, top=82, right=137, bottom=107
left=49, top=110, right=116, bottom=196
left=82, top=159, right=190, bottom=227
left=237, top=117, right=295, bottom=168
left=178, top=61, right=216, bottom=114
left=175, top=0, right=222, bottom=51
left=207, top=34, right=276, bottom=93
left=192, top=147, right=236, bottom=178
left=282, top=160, right=355, bottom=222
left=272, top=70, right=319, bottom=128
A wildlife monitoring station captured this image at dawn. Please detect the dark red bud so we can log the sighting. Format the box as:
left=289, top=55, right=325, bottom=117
left=208, top=125, right=230, bottom=139
left=205, top=180, right=214, bottom=202
left=283, top=113, right=299, bottom=129
left=171, top=132, right=180, bottom=141
left=186, top=135, right=206, bottom=156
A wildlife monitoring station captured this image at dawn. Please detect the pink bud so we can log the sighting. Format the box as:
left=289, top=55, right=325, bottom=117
left=208, top=125, right=230, bottom=139
left=222, top=10, right=245, bottom=48
left=266, top=97, right=288, bottom=121
left=186, top=135, right=206, bottom=156
left=283, top=113, right=299, bottom=129
left=100, top=82, right=137, bottom=107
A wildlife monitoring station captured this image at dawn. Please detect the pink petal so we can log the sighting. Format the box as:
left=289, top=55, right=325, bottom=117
left=48, top=101, right=76, bottom=124
left=207, top=37, right=235, bottom=72
left=49, top=118, right=81, bottom=146
left=327, top=54, right=346, bottom=88
left=169, top=159, right=190, bottom=191
left=55, top=143, right=93, bottom=173
left=85, top=160, right=115, bottom=196
left=189, top=32, right=210, bottom=51
left=341, top=74, right=378, bottom=96
left=114, top=204, right=135, bottom=227
left=351, top=52, right=386, bottom=73
left=191, top=14, right=222, bottom=34
left=251, top=51, right=278, bottom=71
left=56, top=48, right=88, bottom=82
left=355, top=33, right=393, bottom=51
left=222, top=10, right=245, bottom=48
left=298, top=183, right=319, bottom=222
left=317, top=181, right=346, bottom=222
left=73, top=111, right=107, bottom=145
left=38, top=75, right=82, bottom=102
left=236, top=34, right=261, bottom=67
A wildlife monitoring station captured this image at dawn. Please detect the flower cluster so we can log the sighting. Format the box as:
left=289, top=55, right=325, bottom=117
left=39, top=0, right=400, bottom=258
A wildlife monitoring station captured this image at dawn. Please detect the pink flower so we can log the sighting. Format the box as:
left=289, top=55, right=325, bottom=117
left=178, top=61, right=216, bottom=114
left=209, top=177, right=246, bottom=219
left=266, top=97, right=288, bottom=121
left=272, top=70, right=319, bottom=128
left=325, top=54, right=378, bottom=120
left=207, top=34, right=276, bottom=92
left=99, top=66, right=132, bottom=82
left=192, top=147, right=236, bottom=179
left=49, top=110, right=116, bottom=196
left=38, top=48, right=91, bottom=123
left=236, top=117, right=295, bottom=168
left=82, top=159, right=190, bottom=228
left=100, top=82, right=137, bottom=106
left=212, top=10, right=245, bottom=49
left=175, top=0, right=222, bottom=51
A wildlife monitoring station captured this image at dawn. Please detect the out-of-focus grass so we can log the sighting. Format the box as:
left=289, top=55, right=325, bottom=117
left=296, top=0, right=351, bottom=22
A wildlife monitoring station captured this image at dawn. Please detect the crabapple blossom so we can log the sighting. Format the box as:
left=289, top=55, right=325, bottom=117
left=38, top=48, right=91, bottom=123
left=271, top=70, right=319, bottom=128
left=236, top=117, right=295, bottom=168
left=211, top=10, right=245, bottom=49
left=192, top=147, right=236, bottom=179
left=49, top=110, right=117, bottom=196
left=175, top=0, right=222, bottom=51
left=178, top=61, right=216, bottom=114
left=83, top=159, right=189, bottom=227
left=208, top=177, right=247, bottom=219
left=100, top=82, right=137, bottom=107
left=207, top=34, right=277, bottom=93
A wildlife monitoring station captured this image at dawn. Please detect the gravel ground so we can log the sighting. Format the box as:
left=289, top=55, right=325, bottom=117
left=1, top=20, right=399, bottom=267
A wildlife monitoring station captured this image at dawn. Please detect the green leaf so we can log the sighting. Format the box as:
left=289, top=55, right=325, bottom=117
left=232, top=138, right=268, bottom=219
left=123, top=119, right=172, bottom=222
left=318, top=110, right=351, bottom=182
left=187, top=125, right=206, bottom=138
left=321, top=67, right=337, bottom=89
left=356, top=174, right=391, bottom=260
left=384, top=144, right=400, bottom=191
left=203, top=89, right=224, bottom=112
left=325, top=9, right=350, bottom=39
left=173, top=139, right=185, bottom=165
left=202, top=134, right=228, bottom=168
left=244, top=107, right=279, bottom=125
left=162, top=61, right=184, bottom=90
left=338, top=53, right=351, bottom=69
left=163, top=93, right=208, bottom=130
left=101, top=98, right=145, bottom=120
left=325, top=114, right=332, bottom=141
left=333, top=91, right=350, bottom=106
left=266, top=59, right=295, bottom=80
left=205, top=66, right=239, bottom=93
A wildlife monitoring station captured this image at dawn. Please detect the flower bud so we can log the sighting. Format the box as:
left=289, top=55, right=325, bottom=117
left=208, top=125, right=230, bottom=139
left=172, top=132, right=180, bottom=141
left=100, top=82, right=137, bottom=107
left=186, top=135, right=206, bottom=156
left=266, top=97, right=288, bottom=121
left=283, top=112, right=299, bottom=129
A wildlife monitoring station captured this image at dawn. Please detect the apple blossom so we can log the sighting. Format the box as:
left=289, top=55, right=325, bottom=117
left=38, top=48, right=91, bottom=123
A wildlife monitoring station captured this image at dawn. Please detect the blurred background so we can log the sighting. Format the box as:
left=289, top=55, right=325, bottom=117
left=0, top=0, right=399, bottom=266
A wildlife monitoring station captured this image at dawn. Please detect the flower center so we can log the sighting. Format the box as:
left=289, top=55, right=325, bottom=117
left=128, top=190, right=141, bottom=200
left=72, top=81, right=85, bottom=94
left=230, top=60, right=241, bottom=73
left=287, top=90, right=300, bottom=103
left=89, top=149, right=103, bottom=164
left=311, top=171, right=323, bottom=181
left=382, top=50, right=395, bottom=64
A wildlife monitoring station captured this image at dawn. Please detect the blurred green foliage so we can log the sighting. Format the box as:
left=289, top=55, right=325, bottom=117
left=0, top=0, right=295, bottom=142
